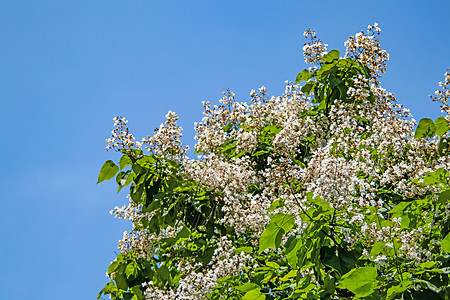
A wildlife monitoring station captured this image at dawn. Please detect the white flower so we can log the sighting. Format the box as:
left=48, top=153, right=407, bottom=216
left=374, top=255, right=388, bottom=266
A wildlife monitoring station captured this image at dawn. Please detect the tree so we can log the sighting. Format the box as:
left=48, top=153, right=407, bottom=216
left=97, top=24, right=450, bottom=300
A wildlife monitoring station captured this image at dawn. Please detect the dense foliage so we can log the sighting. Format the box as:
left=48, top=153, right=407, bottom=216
left=98, top=24, right=450, bottom=299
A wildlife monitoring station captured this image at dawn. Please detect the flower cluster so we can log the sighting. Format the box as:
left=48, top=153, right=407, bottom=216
left=344, top=23, right=389, bottom=80
left=141, top=111, right=189, bottom=160
left=302, top=28, right=328, bottom=65
left=431, top=69, right=450, bottom=117
left=106, top=116, right=138, bottom=151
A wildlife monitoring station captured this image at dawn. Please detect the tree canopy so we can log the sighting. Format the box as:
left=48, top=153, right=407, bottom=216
left=98, top=24, right=450, bottom=299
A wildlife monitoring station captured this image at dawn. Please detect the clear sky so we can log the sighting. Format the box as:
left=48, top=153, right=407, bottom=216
left=1, top=1, right=449, bottom=299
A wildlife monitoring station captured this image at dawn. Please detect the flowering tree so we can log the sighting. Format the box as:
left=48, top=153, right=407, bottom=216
left=98, top=24, right=450, bottom=300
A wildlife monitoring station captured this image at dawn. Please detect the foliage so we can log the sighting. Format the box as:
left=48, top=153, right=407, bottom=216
left=98, top=24, right=450, bottom=299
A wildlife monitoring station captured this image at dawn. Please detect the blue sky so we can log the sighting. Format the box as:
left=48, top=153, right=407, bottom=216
left=1, top=1, right=449, bottom=299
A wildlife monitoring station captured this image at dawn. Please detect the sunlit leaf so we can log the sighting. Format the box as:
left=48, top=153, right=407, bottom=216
left=322, top=50, right=340, bottom=62
left=97, top=160, right=119, bottom=184
left=119, top=155, right=132, bottom=170
left=441, top=233, right=450, bottom=253
left=242, top=288, right=266, bottom=300
left=386, top=280, right=412, bottom=300
left=434, top=116, right=449, bottom=136
left=295, top=69, right=312, bottom=83
left=259, top=213, right=295, bottom=252
left=236, top=283, right=260, bottom=293
left=339, top=267, right=378, bottom=298
left=414, top=118, right=436, bottom=138
left=125, top=263, right=137, bottom=278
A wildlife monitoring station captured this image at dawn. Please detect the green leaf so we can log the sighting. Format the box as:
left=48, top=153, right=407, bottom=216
left=259, top=223, right=284, bottom=252
left=336, top=82, right=348, bottom=100
left=97, top=160, right=120, bottom=184
left=266, top=261, right=280, bottom=269
left=423, top=168, right=449, bottom=186
left=386, top=280, right=412, bottom=300
left=136, top=155, right=157, bottom=169
left=438, top=189, right=450, bottom=204
left=176, top=226, right=191, bottom=240
left=157, top=265, right=170, bottom=282
left=441, top=233, right=450, bottom=253
left=438, top=137, right=450, bottom=156
left=115, top=274, right=129, bottom=290
left=235, top=247, right=253, bottom=254
left=418, top=261, right=435, bottom=270
left=370, top=241, right=386, bottom=257
left=309, top=195, right=332, bottom=217
left=434, top=116, right=449, bottom=136
left=236, top=283, right=260, bottom=293
left=122, top=292, right=133, bottom=300
left=242, top=288, right=266, bottom=300
left=414, top=118, right=436, bottom=138
left=119, top=155, right=132, bottom=170
left=142, top=199, right=161, bottom=213
left=107, top=261, right=120, bottom=275
left=252, top=149, right=270, bottom=157
left=116, top=171, right=135, bottom=193
left=280, top=269, right=298, bottom=281
left=321, top=246, right=359, bottom=276
left=329, top=77, right=342, bottom=89
left=268, top=199, right=285, bottom=212
left=131, top=285, right=144, bottom=299
left=261, top=125, right=282, bottom=135
left=259, top=213, right=295, bottom=252
left=339, top=267, right=378, bottom=298
left=295, top=69, right=312, bottom=83
left=201, top=247, right=215, bottom=264
left=316, top=63, right=336, bottom=78
left=321, top=246, right=342, bottom=274
left=222, top=123, right=233, bottom=132
left=271, top=213, right=295, bottom=232
left=284, top=238, right=303, bottom=268
left=301, top=81, right=315, bottom=95
left=322, top=50, right=340, bottom=62
left=337, top=249, right=360, bottom=275
left=125, top=263, right=137, bottom=278
left=116, top=171, right=127, bottom=185
left=389, top=202, right=411, bottom=215
left=98, top=282, right=119, bottom=300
